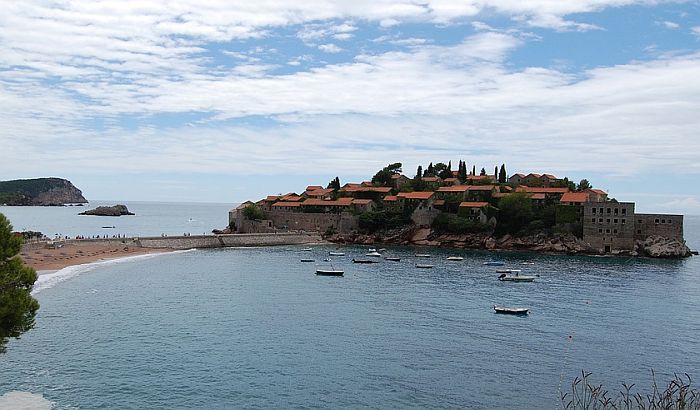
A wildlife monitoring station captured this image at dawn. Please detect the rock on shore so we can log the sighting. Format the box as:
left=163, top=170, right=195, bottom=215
left=79, top=204, right=134, bottom=216
left=327, top=226, right=690, bottom=258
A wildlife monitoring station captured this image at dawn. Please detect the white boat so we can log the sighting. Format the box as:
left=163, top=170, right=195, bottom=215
left=493, top=305, right=529, bottom=315
left=328, top=251, right=345, bottom=256
left=498, top=273, right=536, bottom=282
left=315, top=269, right=344, bottom=276
left=368, top=248, right=377, bottom=252
left=496, top=269, right=521, bottom=274
left=301, top=248, right=313, bottom=251
left=416, top=264, right=433, bottom=269
left=415, top=254, right=431, bottom=258
left=366, top=251, right=382, bottom=257
left=447, top=256, right=464, bottom=261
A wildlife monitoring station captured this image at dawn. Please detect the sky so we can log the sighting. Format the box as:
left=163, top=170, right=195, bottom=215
left=1, top=1, right=700, bottom=214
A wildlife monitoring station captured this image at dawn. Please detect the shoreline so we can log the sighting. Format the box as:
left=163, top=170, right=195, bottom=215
left=20, top=241, right=175, bottom=272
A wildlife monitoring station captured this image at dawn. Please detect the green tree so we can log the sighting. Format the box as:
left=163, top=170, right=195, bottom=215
left=424, top=162, right=435, bottom=177
left=0, top=213, right=40, bottom=353
left=472, top=165, right=476, bottom=176
left=496, top=193, right=534, bottom=235
left=242, top=204, right=265, bottom=220
left=479, top=167, right=487, bottom=176
left=458, top=161, right=467, bottom=182
left=415, top=165, right=422, bottom=179
left=327, top=176, right=341, bottom=191
left=577, top=179, right=592, bottom=191
left=498, top=164, right=507, bottom=183
left=372, top=162, right=402, bottom=186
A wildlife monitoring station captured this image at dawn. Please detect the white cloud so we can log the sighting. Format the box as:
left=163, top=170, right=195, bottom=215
left=318, top=43, right=343, bottom=53
left=692, top=26, right=700, bottom=36
left=661, top=20, right=680, bottom=29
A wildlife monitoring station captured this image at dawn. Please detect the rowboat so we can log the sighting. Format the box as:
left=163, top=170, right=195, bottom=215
left=493, top=305, right=529, bottom=315
left=352, top=258, right=379, bottom=264
left=415, top=254, right=431, bottom=258
left=447, top=256, right=464, bottom=261
left=384, top=257, right=401, bottom=261
left=498, top=273, right=536, bottom=282
left=415, top=264, right=433, bottom=269
left=300, top=259, right=315, bottom=262
left=328, top=251, right=345, bottom=256
left=301, top=248, right=313, bottom=251
left=483, top=261, right=505, bottom=266
left=315, top=269, right=344, bottom=276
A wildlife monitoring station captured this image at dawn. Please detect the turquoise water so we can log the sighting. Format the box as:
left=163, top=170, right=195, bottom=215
left=1, top=207, right=699, bottom=408
left=0, top=201, right=232, bottom=238
left=1, top=242, right=700, bottom=409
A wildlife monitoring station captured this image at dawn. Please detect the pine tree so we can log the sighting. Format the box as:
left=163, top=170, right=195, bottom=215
left=416, top=165, right=422, bottom=179
left=480, top=167, right=486, bottom=176
left=494, top=166, right=498, bottom=179
left=458, top=161, right=467, bottom=182
left=447, top=161, right=452, bottom=177
left=472, top=165, right=476, bottom=176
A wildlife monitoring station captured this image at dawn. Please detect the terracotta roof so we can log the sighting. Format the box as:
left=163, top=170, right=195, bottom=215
left=589, top=189, right=607, bottom=195
left=340, top=186, right=392, bottom=193
left=361, top=181, right=374, bottom=186
left=525, top=173, right=542, bottom=179
left=302, top=198, right=353, bottom=207
left=272, top=201, right=302, bottom=208
left=459, top=201, right=489, bottom=208
left=305, top=188, right=334, bottom=196
left=352, top=199, right=373, bottom=205
left=265, top=195, right=281, bottom=201
left=542, top=174, right=558, bottom=179
left=528, top=193, right=546, bottom=200
left=560, top=192, right=590, bottom=203
left=390, top=174, right=408, bottom=180
left=467, top=175, right=494, bottom=180
left=306, top=185, right=323, bottom=191
left=397, top=191, right=434, bottom=200
left=510, top=173, right=526, bottom=178
left=492, top=192, right=511, bottom=198
left=280, top=195, right=303, bottom=202
left=421, top=176, right=441, bottom=182
left=383, top=195, right=398, bottom=202
left=432, top=199, right=445, bottom=206
left=437, top=185, right=470, bottom=192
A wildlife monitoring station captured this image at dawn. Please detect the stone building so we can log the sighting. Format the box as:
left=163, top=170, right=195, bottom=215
left=582, top=202, right=685, bottom=254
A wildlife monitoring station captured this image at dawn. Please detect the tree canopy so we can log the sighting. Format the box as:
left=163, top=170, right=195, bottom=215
left=0, top=213, right=40, bottom=353
left=371, top=162, right=402, bottom=186
left=242, top=204, right=265, bottom=220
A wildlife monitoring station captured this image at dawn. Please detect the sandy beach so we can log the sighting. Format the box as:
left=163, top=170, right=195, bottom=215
left=20, top=241, right=174, bottom=271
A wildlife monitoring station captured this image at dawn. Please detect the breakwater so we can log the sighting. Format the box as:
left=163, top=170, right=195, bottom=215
left=26, top=232, right=323, bottom=251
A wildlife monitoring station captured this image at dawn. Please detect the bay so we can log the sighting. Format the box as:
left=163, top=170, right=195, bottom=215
left=1, top=205, right=699, bottom=409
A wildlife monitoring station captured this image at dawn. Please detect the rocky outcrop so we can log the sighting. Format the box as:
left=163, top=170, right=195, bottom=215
left=636, top=235, right=692, bottom=258
left=0, top=178, right=87, bottom=206
left=79, top=204, right=134, bottom=217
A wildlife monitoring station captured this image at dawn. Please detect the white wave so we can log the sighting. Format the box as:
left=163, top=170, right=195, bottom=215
left=31, top=249, right=195, bottom=295
left=0, top=391, right=53, bottom=410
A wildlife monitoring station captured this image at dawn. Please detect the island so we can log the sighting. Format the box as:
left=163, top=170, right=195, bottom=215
left=229, top=161, right=691, bottom=258
left=79, top=204, right=134, bottom=216
left=0, top=178, right=87, bottom=206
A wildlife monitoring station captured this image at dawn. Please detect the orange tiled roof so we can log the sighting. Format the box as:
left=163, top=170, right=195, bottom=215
left=421, top=176, right=441, bottom=182
left=352, top=199, right=373, bottom=205
left=265, top=195, right=281, bottom=201
left=340, top=186, right=392, bottom=193
left=560, top=192, right=590, bottom=203
left=528, top=193, right=546, bottom=200
left=280, top=195, right=303, bottom=202
left=459, top=201, right=489, bottom=208
left=468, top=185, right=497, bottom=191
left=437, top=185, right=470, bottom=192
left=492, top=192, right=511, bottom=198
left=589, top=189, right=607, bottom=195
left=272, top=201, right=303, bottom=207
left=306, top=185, right=323, bottom=191
left=516, top=186, right=569, bottom=194
left=397, top=191, right=434, bottom=200
left=466, top=175, right=494, bottom=180
left=432, top=199, right=445, bottom=206
left=302, top=198, right=353, bottom=207
left=383, top=195, right=398, bottom=202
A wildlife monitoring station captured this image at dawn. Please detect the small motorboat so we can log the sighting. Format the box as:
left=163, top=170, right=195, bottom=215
left=368, top=248, right=377, bottom=252
left=300, top=259, right=315, bottom=262
left=315, top=269, right=344, bottom=276
left=384, top=257, right=401, bottom=262
left=366, top=251, right=382, bottom=257
left=328, top=251, right=345, bottom=256
left=301, top=248, right=313, bottom=251
left=496, top=269, right=521, bottom=274
left=483, top=261, right=505, bottom=266
left=447, top=256, right=464, bottom=261
left=493, top=305, right=529, bottom=315
left=415, top=254, right=431, bottom=258
left=353, top=258, right=379, bottom=264
left=415, top=264, right=434, bottom=269
left=498, top=273, right=536, bottom=282
left=521, top=261, right=535, bottom=265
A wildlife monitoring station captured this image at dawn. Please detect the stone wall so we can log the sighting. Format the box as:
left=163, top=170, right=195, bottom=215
left=263, top=210, right=358, bottom=233
left=634, top=214, right=684, bottom=241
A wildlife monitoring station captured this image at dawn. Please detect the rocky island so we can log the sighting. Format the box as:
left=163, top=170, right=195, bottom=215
left=79, top=204, right=134, bottom=216
left=0, top=177, right=87, bottom=206
left=228, top=161, right=692, bottom=258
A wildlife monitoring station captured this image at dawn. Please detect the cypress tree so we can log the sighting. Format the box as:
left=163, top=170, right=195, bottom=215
left=498, top=164, right=507, bottom=183
left=416, top=165, right=422, bottom=179
left=472, top=165, right=476, bottom=176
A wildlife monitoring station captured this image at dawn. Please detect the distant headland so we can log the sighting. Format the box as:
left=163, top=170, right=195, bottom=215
left=229, top=161, right=692, bottom=258
left=0, top=178, right=87, bottom=206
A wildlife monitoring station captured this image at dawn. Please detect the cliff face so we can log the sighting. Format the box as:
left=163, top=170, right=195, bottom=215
left=327, top=226, right=691, bottom=258
left=0, top=178, right=88, bottom=205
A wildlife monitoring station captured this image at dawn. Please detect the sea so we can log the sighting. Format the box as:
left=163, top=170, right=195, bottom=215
left=1, top=203, right=699, bottom=409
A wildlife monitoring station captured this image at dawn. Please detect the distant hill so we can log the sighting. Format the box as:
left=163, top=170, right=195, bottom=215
left=0, top=178, right=88, bottom=206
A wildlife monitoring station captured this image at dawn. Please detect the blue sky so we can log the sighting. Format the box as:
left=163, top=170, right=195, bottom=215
left=1, top=1, right=699, bottom=214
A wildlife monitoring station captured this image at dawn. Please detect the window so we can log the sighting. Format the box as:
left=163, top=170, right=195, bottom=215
left=600, top=207, right=604, bottom=213
left=599, top=218, right=603, bottom=223
left=622, top=209, right=626, bottom=215
left=607, top=219, right=610, bottom=223
left=614, top=219, right=618, bottom=223
left=592, top=208, right=597, bottom=214
left=599, top=228, right=603, bottom=233
left=606, top=229, right=610, bottom=233
left=662, top=219, right=666, bottom=223
left=638, top=219, right=643, bottom=224
left=592, top=218, right=596, bottom=223
left=622, top=219, right=626, bottom=224
left=607, top=208, right=612, bottom=214
left=614, top=208, right=619, bottom=215
left=613, top=229, right=618, bottom=234
left=655, top=219, right=659, bottom=223
left=637, top=230, right=642, bottom=234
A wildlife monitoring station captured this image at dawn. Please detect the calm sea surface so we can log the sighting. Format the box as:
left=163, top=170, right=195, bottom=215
left=1, top=205, right=699, bottom=409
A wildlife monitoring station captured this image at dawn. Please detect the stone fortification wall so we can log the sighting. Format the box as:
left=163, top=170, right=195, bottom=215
left=634, top=214, right=684, bottom=241
left=265, top=210, right=358, bottom=233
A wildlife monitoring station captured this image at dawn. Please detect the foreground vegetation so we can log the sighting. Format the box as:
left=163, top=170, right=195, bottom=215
left=562, top=371, right=700, bottom=410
